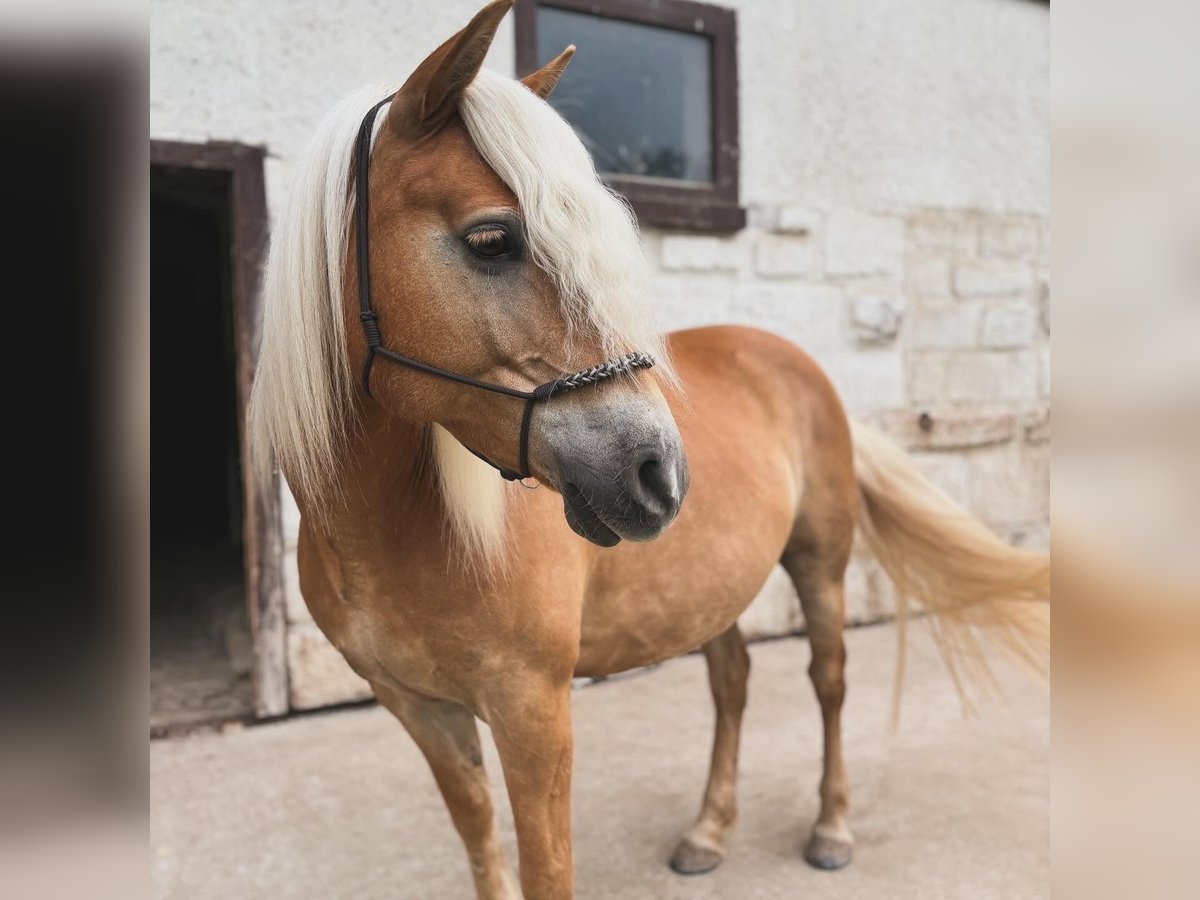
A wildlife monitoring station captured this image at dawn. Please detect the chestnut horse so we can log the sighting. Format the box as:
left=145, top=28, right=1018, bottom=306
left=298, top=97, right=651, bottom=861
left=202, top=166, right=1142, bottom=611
left=249, top=3, right=1049, bottom=898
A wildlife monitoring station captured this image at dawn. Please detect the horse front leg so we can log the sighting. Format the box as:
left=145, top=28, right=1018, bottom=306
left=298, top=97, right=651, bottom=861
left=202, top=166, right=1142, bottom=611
left=670, top=623, right=751, bottom=875
left=372, top=682, right=519, bottom=900
left=486, top=678, right=575, bottom=900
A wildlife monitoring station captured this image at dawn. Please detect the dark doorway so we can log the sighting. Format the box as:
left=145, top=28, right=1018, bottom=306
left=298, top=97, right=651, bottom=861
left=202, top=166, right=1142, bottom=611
left=151, top=164, right=255, bottom=729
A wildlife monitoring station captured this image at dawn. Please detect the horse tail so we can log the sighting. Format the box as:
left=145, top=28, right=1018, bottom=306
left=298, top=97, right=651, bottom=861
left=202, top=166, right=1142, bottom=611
left=849, top=421, right=1050, bottom=715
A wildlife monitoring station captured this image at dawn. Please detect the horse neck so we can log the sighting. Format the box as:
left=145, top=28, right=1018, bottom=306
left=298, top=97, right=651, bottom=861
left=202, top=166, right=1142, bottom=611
left=325, top=401, right=443, bottom=544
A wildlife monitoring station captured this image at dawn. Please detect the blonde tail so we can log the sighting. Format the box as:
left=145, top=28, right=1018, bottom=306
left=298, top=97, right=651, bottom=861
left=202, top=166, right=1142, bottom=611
left=850, top=422, right=1050, bottom=718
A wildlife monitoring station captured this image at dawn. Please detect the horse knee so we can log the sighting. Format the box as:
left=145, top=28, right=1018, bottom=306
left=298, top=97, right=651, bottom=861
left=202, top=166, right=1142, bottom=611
left=808, top=653, right=845, bottom=709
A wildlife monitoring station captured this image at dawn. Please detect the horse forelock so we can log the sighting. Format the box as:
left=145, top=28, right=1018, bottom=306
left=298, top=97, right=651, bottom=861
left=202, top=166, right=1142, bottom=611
left=460, top=70, right=673, bottom=383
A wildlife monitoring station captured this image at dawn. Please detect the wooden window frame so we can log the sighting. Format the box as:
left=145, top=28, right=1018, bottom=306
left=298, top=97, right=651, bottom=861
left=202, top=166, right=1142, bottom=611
left=150, top=140, right=288, bottom=718
left=515, top=0, right=745, bottom=232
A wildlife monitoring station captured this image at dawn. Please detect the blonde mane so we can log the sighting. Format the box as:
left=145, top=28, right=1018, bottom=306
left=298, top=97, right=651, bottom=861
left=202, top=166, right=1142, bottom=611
left=248, top=70, right=667, bottom=564
left=460, top=70, right=670, bottom=368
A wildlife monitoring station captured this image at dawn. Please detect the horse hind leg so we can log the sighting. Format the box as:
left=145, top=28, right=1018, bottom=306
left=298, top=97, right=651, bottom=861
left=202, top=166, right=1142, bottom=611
left=781, top=548, right=855, bottom=870
left=669, top=623, right=750, bottom=876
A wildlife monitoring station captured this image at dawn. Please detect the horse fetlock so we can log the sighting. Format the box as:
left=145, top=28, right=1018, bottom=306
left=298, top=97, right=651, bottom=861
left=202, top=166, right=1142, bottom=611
left=471, top=863, right=520, bottom=900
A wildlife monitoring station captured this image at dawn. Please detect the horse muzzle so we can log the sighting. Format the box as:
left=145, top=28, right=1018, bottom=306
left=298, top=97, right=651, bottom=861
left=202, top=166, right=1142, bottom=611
left=557, top=436, right=689, bottom=547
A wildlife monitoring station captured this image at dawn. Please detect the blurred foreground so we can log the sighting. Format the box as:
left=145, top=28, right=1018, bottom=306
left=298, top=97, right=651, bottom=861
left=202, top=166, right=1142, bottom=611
left=1055, top=3, right=1200, bottom=898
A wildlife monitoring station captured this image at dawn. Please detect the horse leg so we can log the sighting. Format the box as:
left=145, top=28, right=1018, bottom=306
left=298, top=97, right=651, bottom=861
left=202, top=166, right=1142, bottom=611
left=669, top=624, right=750, bottom=875
left=781, top=552, right=855, bottom=870
left=487, top=681, right=575, bottom=900
left=372, top=683, right=519, bottom=900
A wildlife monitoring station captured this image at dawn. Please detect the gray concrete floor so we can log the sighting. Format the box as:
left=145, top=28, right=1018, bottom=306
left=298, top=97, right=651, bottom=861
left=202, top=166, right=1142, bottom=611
left=151, top=624, right=1049, bottom=899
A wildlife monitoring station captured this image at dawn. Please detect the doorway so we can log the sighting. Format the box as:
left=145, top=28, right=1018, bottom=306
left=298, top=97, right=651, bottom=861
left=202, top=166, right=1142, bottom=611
left=150, top=142, right=285, bottom=731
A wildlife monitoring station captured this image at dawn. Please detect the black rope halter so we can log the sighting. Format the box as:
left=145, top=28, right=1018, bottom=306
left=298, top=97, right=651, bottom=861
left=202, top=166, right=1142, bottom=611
left=354, top=94, right=655, bottom=482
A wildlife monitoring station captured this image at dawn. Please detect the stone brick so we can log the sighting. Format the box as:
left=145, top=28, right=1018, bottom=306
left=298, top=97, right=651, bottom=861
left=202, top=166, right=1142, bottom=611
left=946, top=351, right=1039, bottom=403
left=907, top=213, right=977, bottom=257
left=820, top=347, right=906, bottom=411
left=754, top=233, right=811, bottom=277
left=866, top=408, right=1017, bottom=450
left=980, top=216, right=1040, bottom=258
left=953, top=260, right=1035, bottom=297
left=907, top=256, right=951, bottom=298
left=288, top=622, right=372, bottom=710
left=1024, top=407, right=1050, bottom=445
left=660, top=234, right=744, bottom=272
left=907, top=302, right=983, bottom=350
left=652, top=273, right=738, bottom=330
left=825, top=210, right=904, bottom=277
left=776, top=205, right=820, bottom=234
left=967, top=443, right=1049, bottom=527
left=907, top=351, right=948, bottom=405
left=911, top=451, right=971, bottom=508
left=849, top=288, right=904, bottom=344
left=744, top=206, right=778, bottom=230
left=980, top=301, right=1037, bottom=349
left=732, top=283, right=842, bottom=352
left=1038, top=343, right=1051, bottom=399
left=660, top=235, right=719, bottom=272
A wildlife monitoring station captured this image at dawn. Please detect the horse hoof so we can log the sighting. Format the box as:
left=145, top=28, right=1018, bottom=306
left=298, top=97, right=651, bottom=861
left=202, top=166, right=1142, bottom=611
left=669, top=839, right=724, bottom=876
left=804, top=832, right=853, bottom=870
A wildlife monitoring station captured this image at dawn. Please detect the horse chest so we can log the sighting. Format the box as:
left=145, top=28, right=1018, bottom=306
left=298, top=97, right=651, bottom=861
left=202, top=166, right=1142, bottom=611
left=576, top=463, right=795, bottom=676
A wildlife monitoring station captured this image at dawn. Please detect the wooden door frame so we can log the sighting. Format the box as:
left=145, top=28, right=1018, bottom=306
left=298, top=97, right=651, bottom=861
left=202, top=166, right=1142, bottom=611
left=151, top=139, right=288, bottom=717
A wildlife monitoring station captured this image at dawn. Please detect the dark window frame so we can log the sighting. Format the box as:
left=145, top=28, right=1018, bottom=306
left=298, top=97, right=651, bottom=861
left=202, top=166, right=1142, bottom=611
left=515, top=0, right=745, bottom=232
left=150, top=139, right=289, bottom=720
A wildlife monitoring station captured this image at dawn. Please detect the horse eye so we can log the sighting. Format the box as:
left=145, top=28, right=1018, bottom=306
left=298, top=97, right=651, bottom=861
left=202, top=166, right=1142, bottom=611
left=465, top=226, right=512, bottom=259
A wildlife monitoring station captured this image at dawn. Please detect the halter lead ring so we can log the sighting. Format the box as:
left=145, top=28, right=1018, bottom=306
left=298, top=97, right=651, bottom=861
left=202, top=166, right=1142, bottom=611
left=354, top=94, right=655, bottom=482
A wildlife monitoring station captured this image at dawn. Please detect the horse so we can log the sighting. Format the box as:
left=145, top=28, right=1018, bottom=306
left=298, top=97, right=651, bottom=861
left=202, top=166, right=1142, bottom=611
left=248, top=3, right=1050, bottom=897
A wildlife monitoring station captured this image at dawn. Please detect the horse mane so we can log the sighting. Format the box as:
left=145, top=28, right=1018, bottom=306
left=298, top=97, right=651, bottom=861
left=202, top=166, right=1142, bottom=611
left=248, top=83, right=387, bottom=525
left=248, top=70, right=669, bottom=564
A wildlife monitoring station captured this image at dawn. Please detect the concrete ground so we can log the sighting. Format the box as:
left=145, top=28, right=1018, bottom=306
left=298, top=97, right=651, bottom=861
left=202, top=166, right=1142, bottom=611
left=151, top=623, right=1049, bottom=899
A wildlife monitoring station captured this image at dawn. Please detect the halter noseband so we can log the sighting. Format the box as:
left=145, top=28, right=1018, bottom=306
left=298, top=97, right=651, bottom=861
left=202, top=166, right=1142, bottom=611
left=354, top=94, right=655, bottom=482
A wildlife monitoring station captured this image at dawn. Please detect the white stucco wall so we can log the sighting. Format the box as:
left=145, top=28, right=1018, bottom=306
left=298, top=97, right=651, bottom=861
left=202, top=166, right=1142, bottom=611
left=152, top=0, right=1049, bottom=710
left=733, top=0, right=1049, bottom=214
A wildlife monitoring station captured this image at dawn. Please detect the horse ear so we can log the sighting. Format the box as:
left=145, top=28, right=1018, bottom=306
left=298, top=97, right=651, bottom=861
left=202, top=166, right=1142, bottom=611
left=388, top=0, right=512, bottom=136
left=521, top=45, right=575, bottom=100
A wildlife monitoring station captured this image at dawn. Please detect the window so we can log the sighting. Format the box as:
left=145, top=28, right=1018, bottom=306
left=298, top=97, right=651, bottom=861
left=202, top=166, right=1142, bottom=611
left=515, top=0, right=744, bottom=231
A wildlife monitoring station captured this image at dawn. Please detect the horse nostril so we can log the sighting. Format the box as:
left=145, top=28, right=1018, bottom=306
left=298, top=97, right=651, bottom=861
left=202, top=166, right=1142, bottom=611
left=636, top=455, right=679, bottom=512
